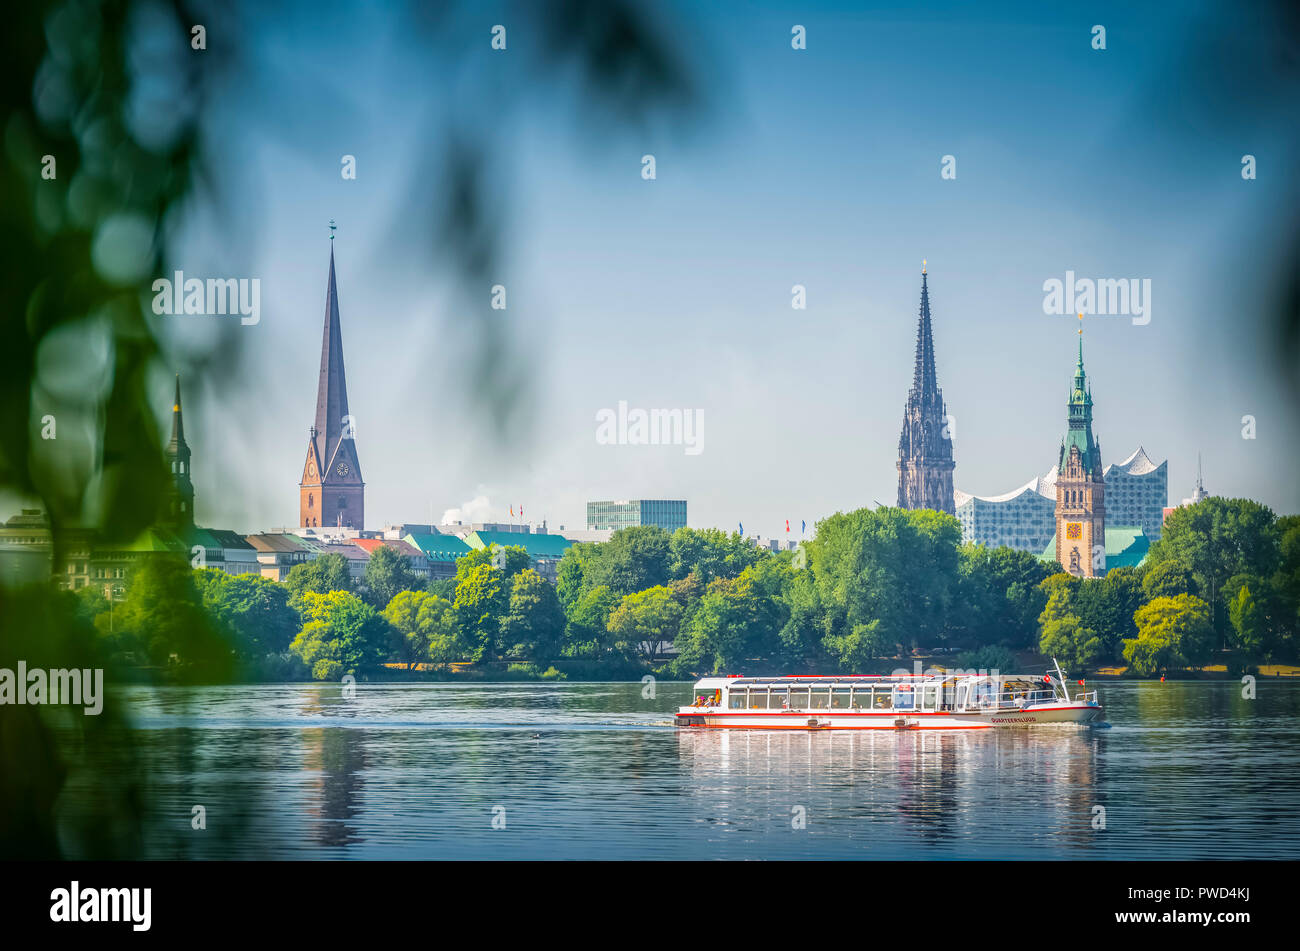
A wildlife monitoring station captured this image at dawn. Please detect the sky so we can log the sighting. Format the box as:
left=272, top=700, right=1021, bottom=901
left=130, top=0, right=1299, bottom=537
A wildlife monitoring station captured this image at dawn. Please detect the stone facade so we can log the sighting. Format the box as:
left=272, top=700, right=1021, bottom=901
left=896, top=266, right=955, bottom=514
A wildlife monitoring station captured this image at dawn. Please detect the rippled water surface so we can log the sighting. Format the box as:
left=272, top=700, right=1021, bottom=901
left=93, top=680, right=1300, bottom=859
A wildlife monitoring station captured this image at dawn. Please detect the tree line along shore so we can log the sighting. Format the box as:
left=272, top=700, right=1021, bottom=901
left=33, top=496, right=1300, bottom=684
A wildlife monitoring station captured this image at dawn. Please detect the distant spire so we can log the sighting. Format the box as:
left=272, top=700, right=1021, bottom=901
left=314, top=244, right=351, bottom=458
left=165, top=373, right=194, bottom=530
left=911, top=266, right=938, bottom=399
left=896, top=263, right=955, bottom=514
left=169, top=373, right=185, bottom=449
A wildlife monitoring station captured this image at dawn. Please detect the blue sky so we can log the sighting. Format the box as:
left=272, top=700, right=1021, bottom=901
left=149, top=0, right=1298, bottom=535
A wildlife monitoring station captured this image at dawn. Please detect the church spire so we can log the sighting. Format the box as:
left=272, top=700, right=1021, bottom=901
left=911, top=263, right=939, bottom=402
left=299, top=232, right=365, bottom=530
left=896, top=262, right=955, bottom=514
left=313, top=243, right=352, bottom=463
left=169, top=373, right=185, bottom=449
left=165, top=374, right=194, bottom=530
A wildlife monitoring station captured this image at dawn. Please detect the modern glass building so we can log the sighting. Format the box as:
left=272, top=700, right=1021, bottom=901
left=954, top=476, right=1057, bottom=553
left=586, top=499, right=687, bottom=534
left=1103, top=447, right=1168, bottom=542
left=955, top=446, right=1167, bottom=554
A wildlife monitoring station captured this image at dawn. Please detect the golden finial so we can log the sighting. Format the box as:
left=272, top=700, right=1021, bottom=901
left=922, top=258, right=927, bottom=274
left=1078, top=311, right=1083, bottom=334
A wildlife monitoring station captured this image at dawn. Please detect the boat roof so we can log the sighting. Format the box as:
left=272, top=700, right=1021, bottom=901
left=693, top=672, right=1049, bottom=689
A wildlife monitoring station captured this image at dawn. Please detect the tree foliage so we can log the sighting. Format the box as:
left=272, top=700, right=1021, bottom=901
left=291, top=590, right=391, bottom=680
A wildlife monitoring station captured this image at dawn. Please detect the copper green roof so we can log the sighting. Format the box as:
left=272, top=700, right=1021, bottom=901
left=404, top=532, right=474, bottom=563
left=464, top=531, right=574, bottom=560
left=1039, top=526, right=1149, bottom=570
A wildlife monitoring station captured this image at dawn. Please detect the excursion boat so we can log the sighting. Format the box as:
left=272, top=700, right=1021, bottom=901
left=675, top=660, right=1102, bottom=730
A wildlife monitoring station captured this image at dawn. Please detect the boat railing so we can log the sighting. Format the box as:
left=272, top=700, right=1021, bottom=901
left=970, top=689, right=1063, bottom=711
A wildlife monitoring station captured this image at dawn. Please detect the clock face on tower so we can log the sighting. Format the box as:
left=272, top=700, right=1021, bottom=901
left=335, top=462, right=350, bottom=477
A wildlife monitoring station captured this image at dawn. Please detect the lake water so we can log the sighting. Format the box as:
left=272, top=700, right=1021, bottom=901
left=87, top=680, right=1300, bottom=860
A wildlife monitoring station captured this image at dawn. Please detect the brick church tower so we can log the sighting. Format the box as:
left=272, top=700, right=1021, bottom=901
left=1054, top=326, right=1105, bottom=577
left=896, top=262, right=956, bottom=514
left=299, top=241, right=364, bottom=529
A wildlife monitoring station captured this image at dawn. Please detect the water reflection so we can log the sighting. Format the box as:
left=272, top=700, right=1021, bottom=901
left=674, top=726, right=1101, bottom=855
left=106, top=681, right=1300, bottom=859
left=303, top=727, right=367, bottom=847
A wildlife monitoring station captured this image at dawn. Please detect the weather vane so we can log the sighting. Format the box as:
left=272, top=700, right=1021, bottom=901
left=329, top=219, right=336, bottom=241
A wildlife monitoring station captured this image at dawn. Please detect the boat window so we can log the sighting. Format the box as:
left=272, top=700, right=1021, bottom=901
left=748, top=689, right=767, bottom=710
left=788, top=687, right=809, bottom=709
left=728, top=690, right=746, bottom=710
left=831, top=687, right=851, bottom=709
left=809, top=688, right=830, bottom=709
left=893, top=686, right=915, bottom=710
left=873, top=690, right=892, bottom=710
left=851, top=687, right=872, bottom=709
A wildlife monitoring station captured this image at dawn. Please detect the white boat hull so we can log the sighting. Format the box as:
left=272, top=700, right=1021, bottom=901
left=674, top=703, right=1102, bottom=730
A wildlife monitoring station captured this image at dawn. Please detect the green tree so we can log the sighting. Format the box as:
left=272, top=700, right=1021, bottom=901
left=1147, top=498, right=1279, bottom=648
left=1227, top=583, right=1266, bottom=662
left=111, top=557, right=233, bottom=678
left=383, top=590, right=459, bottom=667
left=563, top=583, right=619, bottom=659
left=956, top=546, right=1053, bottom=649
left=425, top=576, right=458, bottom=601
left=776, top=567, right=828, bottom=669
left=555, top=543, right=592, bottom=613
left=1123, top=594, right=1215, bottom=676
left=586, top=525, right=672, bottom=596
left=674, top=561, right=790, bottom=674
left=668, top=527, right=761, bottom=584
left=1039, top=614, right=1102, bottom=673
left=607, top=585, right=683, bottom=664
left=1072, top=568, right=1144, bottom=662
left=1270, top=515, right=1300, bottom=659
left=285, top=553, right=353, bottom=603
left=810, top=507, right=961, bottom=660
left=194, top=569, right=298, bottom=661
left=362, top=545, right=420, bottom=609
left=500, top=568, right=566, bottom=662
left=291, top=590, right=391, bottom=680
left=1141, top=559, right=1198, bottom=601
left=452, top=562, right=508, bottom=663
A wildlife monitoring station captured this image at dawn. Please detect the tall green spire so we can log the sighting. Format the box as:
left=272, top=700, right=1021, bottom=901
left=1059, top=326, right=1101, bottom=476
